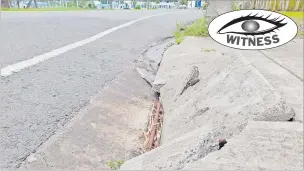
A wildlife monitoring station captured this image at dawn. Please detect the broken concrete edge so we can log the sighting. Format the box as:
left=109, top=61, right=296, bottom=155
left=120, top=120, right=303, bottom=170
left=135, top=17, right=210, bottom=89
left=120, top=119, right=298, bottom=170
left=135, top=37, right=175, bottom=87
left=183, top=121, right=304, bottom=170
left=120, top=125, right=222, bottom=170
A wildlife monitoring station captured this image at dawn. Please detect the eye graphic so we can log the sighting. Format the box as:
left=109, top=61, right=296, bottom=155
left=217, top=13, right=287, bottom=36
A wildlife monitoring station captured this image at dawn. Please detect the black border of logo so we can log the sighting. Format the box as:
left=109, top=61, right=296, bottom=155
left=208, top=9, right=299, bottom=50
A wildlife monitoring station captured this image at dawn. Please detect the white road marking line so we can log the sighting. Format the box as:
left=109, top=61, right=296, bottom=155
left=1, top=13, right=170, bottom=77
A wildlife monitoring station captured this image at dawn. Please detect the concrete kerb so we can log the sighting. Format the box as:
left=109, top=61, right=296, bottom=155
left=134, top=17, right=205, bottom=89
left=135, top=37, right=175, bottom=87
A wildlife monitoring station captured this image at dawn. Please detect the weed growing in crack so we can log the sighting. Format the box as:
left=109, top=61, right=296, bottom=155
left=173, top=18, right=209, bottom=45
left=107, top=160, right=124, bottom=170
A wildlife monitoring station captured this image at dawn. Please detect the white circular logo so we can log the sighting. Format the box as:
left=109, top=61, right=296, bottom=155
left=208, top=10, right=298, bottom=50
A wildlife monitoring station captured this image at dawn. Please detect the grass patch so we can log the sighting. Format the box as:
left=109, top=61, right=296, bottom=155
left=184, top=18, right=209, bottom=37
left=280, top=11, right=304, bottom=20
left=173, top=18, right=209, bottom=44
left=279, top=11, right=303, bottom=37
left=297, top=23, right=304, bottom=37
left=1, top=7, right=93, bottom=12
left=107, top=160, right=124, bottom=170
left=297, top=31, right=304, bottom=37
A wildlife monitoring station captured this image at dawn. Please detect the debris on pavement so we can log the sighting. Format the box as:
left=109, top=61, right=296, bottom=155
left=142, top=101, right=164, bottom=152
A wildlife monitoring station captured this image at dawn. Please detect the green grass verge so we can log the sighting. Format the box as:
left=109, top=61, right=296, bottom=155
left=173, top=23, right=185, bottom=44
left=1, top=7, right=94, bottom=11
left=173, top=18, right=209, bottom=45
left=280, top=11, right=304, bottom=20
left=279, top=11, right=303, bottom=37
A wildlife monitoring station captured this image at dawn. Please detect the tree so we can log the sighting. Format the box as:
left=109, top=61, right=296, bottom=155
left=16, top=0, right=20, bottom=8
left=131, top=0, right=136, bottom=8
left=179, top=0, right=187, bottom=5
left=154, top=0, right=159, bottom=4
left=26, top=0, right=38, bottom=8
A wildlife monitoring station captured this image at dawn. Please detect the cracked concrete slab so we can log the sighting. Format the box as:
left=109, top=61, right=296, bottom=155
left=183, top=121, right=304, bottom=170
left=260, top=39, right=303, bottom=81
left=156, top=37, right=295, bottom=145
left=240, top=40, right=303, bottom=122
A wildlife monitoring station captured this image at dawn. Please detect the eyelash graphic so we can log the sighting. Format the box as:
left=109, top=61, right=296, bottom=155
left=217, top=13, right=287, bottom=36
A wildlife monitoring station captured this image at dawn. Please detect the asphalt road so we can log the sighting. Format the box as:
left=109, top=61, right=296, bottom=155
left=0, top=10, right=202, bottom=168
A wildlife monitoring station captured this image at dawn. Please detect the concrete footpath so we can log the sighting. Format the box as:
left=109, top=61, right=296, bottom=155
left=120, top=37, right=303, bottom=170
